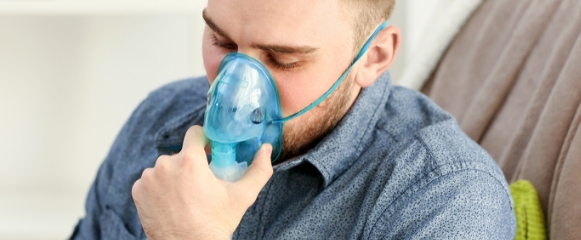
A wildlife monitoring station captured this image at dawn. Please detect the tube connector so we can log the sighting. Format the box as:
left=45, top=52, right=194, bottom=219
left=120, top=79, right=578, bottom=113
left=209, top=141, right=248, bottom=182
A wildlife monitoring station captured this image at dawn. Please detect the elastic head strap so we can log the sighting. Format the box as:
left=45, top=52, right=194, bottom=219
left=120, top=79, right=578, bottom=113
left=275, top=21, right=389, bottom=123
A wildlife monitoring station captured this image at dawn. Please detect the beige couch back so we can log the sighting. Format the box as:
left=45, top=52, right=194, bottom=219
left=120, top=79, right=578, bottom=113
left=422, top=0, right=581, bottom=238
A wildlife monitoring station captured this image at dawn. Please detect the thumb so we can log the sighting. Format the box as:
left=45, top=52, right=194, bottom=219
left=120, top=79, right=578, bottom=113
left=234, top=144, right=274, bottom=203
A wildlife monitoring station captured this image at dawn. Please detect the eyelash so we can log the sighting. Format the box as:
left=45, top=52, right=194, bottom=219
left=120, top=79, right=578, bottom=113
left=266, top=55, right=300, bottom=70
left=211, top=34, right=237, bottom=50
left=211, top=34, right=300, bottom=71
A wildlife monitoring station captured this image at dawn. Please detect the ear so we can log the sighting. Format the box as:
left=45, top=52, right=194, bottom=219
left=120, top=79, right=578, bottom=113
left=354, top=26, right=401, bottom=88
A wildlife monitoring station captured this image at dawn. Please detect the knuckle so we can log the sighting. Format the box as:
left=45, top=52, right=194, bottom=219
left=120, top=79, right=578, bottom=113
left=131, top=180, right=143, bottom=202
left=154, top=155, right=172, bottom=172
left=179, top=147, right=205, bottom=169
left=179, top=148, right=196, bottom=164
left=140, top=168, right=155, bottom=183
left=178, top=156, right=193, bottom=169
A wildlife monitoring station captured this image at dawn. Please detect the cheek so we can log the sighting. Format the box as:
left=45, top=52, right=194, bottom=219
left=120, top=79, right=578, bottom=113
left=274, top=52, right=351, bottom=117
left=274, top=70, right=326, bottom=117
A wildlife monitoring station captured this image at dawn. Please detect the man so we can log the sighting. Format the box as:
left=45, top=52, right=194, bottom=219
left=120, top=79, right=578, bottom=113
left=71, top=0, right=516, bottom=239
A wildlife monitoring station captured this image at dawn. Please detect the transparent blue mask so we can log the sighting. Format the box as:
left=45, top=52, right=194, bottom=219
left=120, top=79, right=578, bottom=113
left=204, top=22, right=388, bottom=181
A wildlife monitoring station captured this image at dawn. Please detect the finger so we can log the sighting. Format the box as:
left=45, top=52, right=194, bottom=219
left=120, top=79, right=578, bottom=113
left=181, top=125, right=210, bottom=167
left=234, top=144, right=273, bottom=204
left=132, top=178, right=143, bottom=205
left=182, top=125, right=209, bottom=151
left=132, top=167, right=155, bottom=200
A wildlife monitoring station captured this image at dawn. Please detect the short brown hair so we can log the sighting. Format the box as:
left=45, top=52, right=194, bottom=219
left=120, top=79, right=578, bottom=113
left=341, top=0, right=396, bottom=54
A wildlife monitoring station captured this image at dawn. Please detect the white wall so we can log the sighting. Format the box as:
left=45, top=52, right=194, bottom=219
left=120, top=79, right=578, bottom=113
left=0, top=14, right=206, bottom=239
left=405, top=0, right=444, bottom=57
left=0, top=1, right=439, bottom=239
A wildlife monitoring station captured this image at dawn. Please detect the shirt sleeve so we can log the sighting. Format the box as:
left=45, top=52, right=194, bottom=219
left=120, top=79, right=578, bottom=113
left=71, top=98, right=151, bottom=239
left=367, top=169, right=517, bottom=240
left=69, top=78, right=207, bottom=240
left=69, top=92, right=165, bottom=240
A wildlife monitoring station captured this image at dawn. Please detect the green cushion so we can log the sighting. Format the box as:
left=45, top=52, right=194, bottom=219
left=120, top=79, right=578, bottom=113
left=510, top=180, right=547, bottom=240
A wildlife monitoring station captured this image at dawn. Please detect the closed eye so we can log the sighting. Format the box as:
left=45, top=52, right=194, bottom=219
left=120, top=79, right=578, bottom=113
left=212, top=33, right=300, bottom=71
left=212, top=34, right=237, bottom=50
left=266, top=55, right=300, bottom=71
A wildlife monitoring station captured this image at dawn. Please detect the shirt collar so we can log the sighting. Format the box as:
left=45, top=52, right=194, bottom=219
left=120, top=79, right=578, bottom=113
left=292, top=72, right=392, bottom=187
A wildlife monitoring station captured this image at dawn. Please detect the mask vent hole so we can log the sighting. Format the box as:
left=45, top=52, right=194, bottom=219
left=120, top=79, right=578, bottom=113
left=251, top=107, right=265, bottom=124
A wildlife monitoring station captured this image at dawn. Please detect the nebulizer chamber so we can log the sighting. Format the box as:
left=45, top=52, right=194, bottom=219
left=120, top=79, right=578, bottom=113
left=204, top=53, right=283, bottom=182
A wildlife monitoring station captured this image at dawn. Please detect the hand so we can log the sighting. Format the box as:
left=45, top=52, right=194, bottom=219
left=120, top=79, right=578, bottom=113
left=132, top=125, right=273, bottom=240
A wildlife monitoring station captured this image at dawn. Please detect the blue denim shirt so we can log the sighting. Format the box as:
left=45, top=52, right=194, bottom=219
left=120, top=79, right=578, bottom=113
left=71, top=72, right=516, bottom=239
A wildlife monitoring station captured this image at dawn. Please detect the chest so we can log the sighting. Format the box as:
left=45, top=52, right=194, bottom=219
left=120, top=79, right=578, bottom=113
left=233, top=161, right=383, bottom=240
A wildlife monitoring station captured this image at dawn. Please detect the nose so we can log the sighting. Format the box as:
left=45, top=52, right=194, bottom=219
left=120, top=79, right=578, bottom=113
left=235, top=48, right=264, bottom=65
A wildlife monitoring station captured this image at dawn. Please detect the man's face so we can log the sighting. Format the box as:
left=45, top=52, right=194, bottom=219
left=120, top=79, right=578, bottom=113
left=203, top=0, right=360, bottom=160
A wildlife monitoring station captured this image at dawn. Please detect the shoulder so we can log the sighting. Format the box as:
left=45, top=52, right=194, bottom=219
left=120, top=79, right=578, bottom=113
left=364, top=86, right=515, bottom=239
left=144, top=76, right=209, bottom=115
left=374, top=84, right=510, bottom=197
left=375, top=85, right=506, bottom=181
left=126, top=76, right=209, bottom=134
left=104, top=76, right=209, bottom=160
left=104, top=75, right=209, bottom=160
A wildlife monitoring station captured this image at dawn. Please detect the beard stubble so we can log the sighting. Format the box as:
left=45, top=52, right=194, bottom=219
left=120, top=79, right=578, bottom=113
left=276, top=73, right=357, bottom=163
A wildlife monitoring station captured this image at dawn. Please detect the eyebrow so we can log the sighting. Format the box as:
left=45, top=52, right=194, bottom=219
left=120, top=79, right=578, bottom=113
left=202, top=9, right=232, bottom=40
left=202, top=9, right=319, bottom=55
left=253, top=44, right=318, bottom=55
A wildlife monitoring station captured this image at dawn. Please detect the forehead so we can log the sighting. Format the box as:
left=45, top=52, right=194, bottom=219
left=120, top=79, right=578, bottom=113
left=206, top=0, right=352, bottom=48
